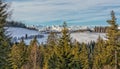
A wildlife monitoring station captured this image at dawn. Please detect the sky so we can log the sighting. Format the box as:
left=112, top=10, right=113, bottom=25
left=6, top=0, right=120, bottom=26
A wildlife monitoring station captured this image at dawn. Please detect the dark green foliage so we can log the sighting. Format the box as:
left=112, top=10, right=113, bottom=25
left=48, top=53, right=58, bottom=69
left=87, top=41, right=95, bottom=69
left=93, top=36, right=106, bottom=69
left=59, top=22, right=71, bottom=47
left=48, top=51, right=77, bottom=69
left=106, top=10, right=120, bottom=69
left=47, top=32, right=58, bottom=46
left=79, top=43, right=89, bottom=69
left=10, top=40, right=27, bottom=69
left=5, top=21, right=26, bottom=28
left=47, top=22, right=84, bottom=69
left=27, top=37, right=41, bottom=69
left=0, top=0, right=11, bottom=68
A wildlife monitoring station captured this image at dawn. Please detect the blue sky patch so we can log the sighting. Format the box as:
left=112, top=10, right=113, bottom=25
left=7, top=0, right=120, bottom=26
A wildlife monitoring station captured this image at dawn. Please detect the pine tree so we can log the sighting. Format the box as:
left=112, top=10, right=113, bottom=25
left=48, top=53, right=59, bottom=69
left=0, top=0, right=11, bottom=68
left=46, top=31, right=58, bottom=61
left=79, top=43, right=89, bottom=69
left=72, top=40, right=80, bottom=60
left=87, top=41, right=95, bottom=69
left=59, top=22, right=71, bottom=48
left=48, top=22, right=76, bottom=69
left=10, top=39, right=27, bottom=69
left=47, top=32, right=58, bottom=47
left=42, top=46, right=51, bottom=69
left=72, top=40, right=83, bottom=69
left=93, top=36, right=106, bottom=69
left=42, top=32, right=58, bottom=69
left=27, top=37, right=41, bottom=69
left=38, top=45, right=45, bottom=69
left=106, top=10, right=120, bottom=69
left=57, top=22, right=73, bottom=69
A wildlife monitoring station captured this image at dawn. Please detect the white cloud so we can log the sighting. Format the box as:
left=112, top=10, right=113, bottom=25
left=10, top=0, right=120, bottom=25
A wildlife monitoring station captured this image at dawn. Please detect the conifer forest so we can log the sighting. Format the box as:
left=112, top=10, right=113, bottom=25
left=0, top=0, right=120, bottom=69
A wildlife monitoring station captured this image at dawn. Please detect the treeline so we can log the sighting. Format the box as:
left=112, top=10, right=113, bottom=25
left=5, top=21, right=38, bottom=31
left=5, top=21, right=26, bottom=28
left=94, top=26, right=108, bottom=33
left=12, top=34, right=44, bottom=43
left=0, top=0, right=120, bottom=69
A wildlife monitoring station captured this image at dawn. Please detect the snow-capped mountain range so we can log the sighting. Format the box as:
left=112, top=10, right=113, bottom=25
left=27, top=25, right=95, bottom=32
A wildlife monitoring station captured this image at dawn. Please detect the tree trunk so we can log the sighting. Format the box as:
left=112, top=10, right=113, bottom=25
left=115, top=50, right=117, bottom=69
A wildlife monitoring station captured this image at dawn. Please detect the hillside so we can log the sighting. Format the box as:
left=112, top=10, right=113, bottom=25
left=6, top=27, right=106, bottom=45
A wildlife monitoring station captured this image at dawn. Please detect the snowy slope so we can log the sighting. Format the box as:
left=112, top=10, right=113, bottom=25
left=6, top=27, right=48, bottom=45
left=6, top=27, right=106, bottom=45
left=6, top=27, right=40, bottom=37
left=71, top=32, right=106, bottom=43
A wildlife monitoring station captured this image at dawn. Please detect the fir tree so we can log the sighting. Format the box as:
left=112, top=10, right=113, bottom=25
left=43, top=32, right=58, bottom=69
left=106, top=10, right=120, bottom=69
left=93, top=36, right=106, bottom=69
left=48, top=22, right=76, bottom=69
left=59, top=22, right=71, bottom=48
left=72, top=40, right=83, bottom=69
left=27, top=37, right=41, bottom=69
left=47, top=32, right=58, bottom=47
left=79, top=43, right=89, bottom=69
left=38, top=45, right=44, bottom=69
left=10, top=39, right=27, bottom=69
left=0, top=0, right=11, bottom=68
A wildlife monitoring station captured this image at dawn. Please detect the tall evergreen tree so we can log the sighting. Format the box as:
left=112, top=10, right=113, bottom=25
left=38, top=45, right=45, bottom=69
left=46, top=31, right=58, bottom=60
left=47, top=32, right=58, bottom=47
left=48, top=22, right=76, bottom=69
left=106, top=10, right=120, bottom=69
left=87, top=41, right=95, bottom=69
left=0, top=0, right=11, bottom=68
left=93, top=36, right=106, bottom=69
left=42, top=32, right=58, bottom=69
left=80, top=43, right=89, bottom=69
left=27, top=37, right=41, bottom=69
left=72, top=41, right=83, bottom=69
left=59, top=22, right=71, bottom=48
left=10, top=39, right=27, bottom=69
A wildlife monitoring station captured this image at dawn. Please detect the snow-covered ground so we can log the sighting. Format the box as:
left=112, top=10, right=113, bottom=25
left=6, top=27, right=48, bottom=45
left=6, top=27, right=40, bottom=37
left=71, top=32, right=106, bottom=43
left=6, top=27, right=106, bottom=45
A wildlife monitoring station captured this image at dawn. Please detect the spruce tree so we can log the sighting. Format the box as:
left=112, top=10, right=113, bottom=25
left=27, top=37, right=41, bottom=69
left=47, top=32, right=58, bottom=47
left=79, top=43, right=89, bottom=69
left=59, top=22, right=71, bottom=48
left=38, top=45, right=45, bottom=69
left=42, top=32, right=58, bottom=69
left=87, top=41, right=95, bottom=69
left=57, top=22, right=73, bottom=69
left=0, top=0, right=11, bottom=68
left=48, top=22, right=76, bottom=69
left=93, top=36, right=106, bottom=69
left=10, top=39, right=27, bottom=69
left=46, top=31, right=58, bottom=60
left=106, top=10, right=120, bottom=69
left=72, top=41, right=83, bottom=69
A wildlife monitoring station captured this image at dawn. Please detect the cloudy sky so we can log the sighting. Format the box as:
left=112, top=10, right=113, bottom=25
left=6, top=0, right=120, bottom=26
